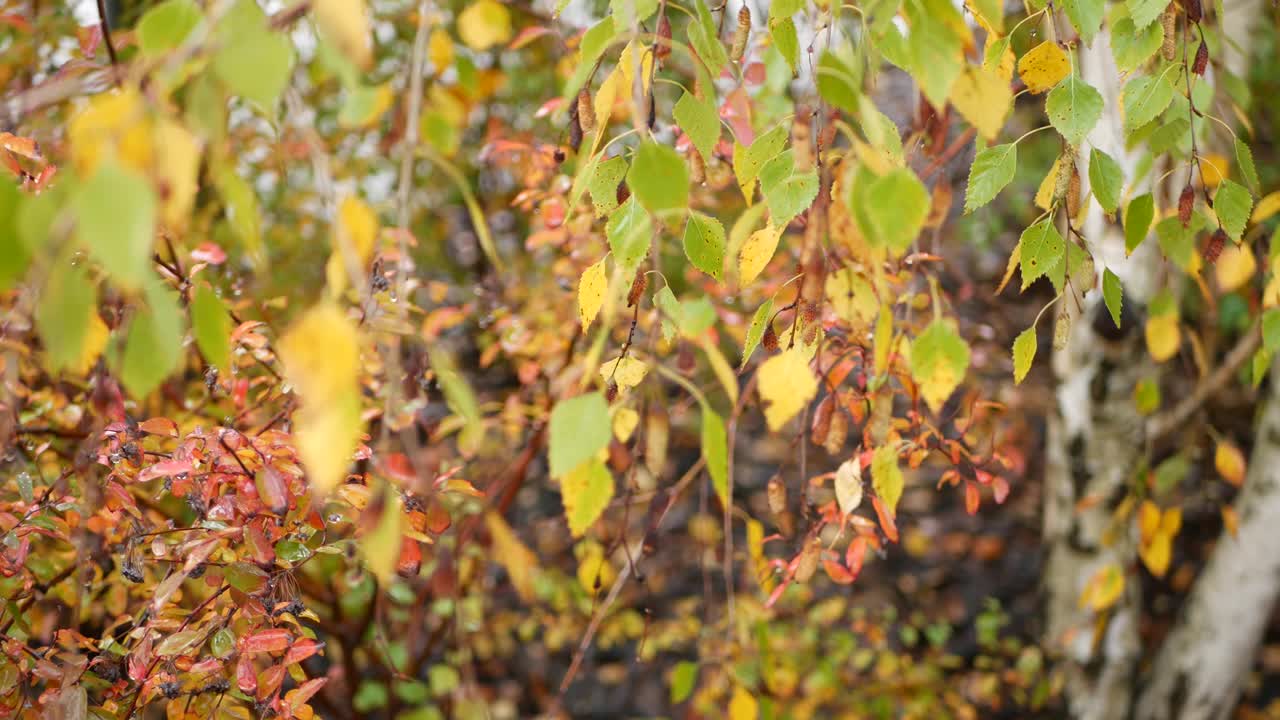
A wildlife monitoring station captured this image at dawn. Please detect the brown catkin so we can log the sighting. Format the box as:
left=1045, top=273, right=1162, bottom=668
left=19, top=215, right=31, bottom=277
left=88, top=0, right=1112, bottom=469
left=1053, top=153, right=1074, bottom=204
left=1192, top=40, right=1209, bottom=76
left=655, top=15, right=672, bottom=60
left=576, top=88, right=596, bottom=133
left=794, top=539, right=820, bottom=582
left=1204, top=227, right=1228, bottom=263
left=1185, top=0, right=1202, bottom=24
left=762, top=324, right=780, bottom=352
left=1178, top=184, right=1195, bottom=226
left=615, top=181, right=630, bottom=206
left=627, top=267, right=647, bottom=307
left=1161, top=6, right=1177, bottom=62
left=1066, top=166, right=1082, bottom=220
left=730, top=6, right=751, bottom=62
left=766, top=474, right=786, bottom=516
left=568, top=99, right=583, bottom=152
left=1053, top=313, right=1071, bottom=351
left=823, top=409, right=848, bottom=455
left=811, top=398, right=834, bottom=448
left=689, top=150, right=706, bottom=185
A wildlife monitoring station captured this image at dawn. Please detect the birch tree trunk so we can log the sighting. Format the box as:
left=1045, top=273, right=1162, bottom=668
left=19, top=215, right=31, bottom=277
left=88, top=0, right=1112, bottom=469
left=1042, top=21, right=1160, bottom=719
left=1047, top=1, right=1265, bottom=717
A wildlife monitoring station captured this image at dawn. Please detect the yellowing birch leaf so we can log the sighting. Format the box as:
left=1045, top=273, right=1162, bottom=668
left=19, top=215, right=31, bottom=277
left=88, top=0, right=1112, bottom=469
left=728, top=687, right=758, bottom=720
left=1200, top=153, right=1228, bottom=187
left=1215, top=243, right=1256, bottom=293
left=429, top=28, right=454, bottom=71
left=984, top=32, right=1014, bottom=82
left=600, top=356, right=648, bottom=388
left=562, top=458, right=614, bottom=537
left=359, top=488, right=402, bottom=583
left=738, top=223, right=782, bottom=286
left=1034, top=155, right=1064, bottom=211
left=153, top=119, right=202, bottom=231
left=326, top=195, right=380, bottom=295
left=67, top=87, right=153, bottom=176
left=1139, top=532, right=1172, bottom=577
left=871, top=445, right=903, bottom=515
left=313, top=0, right=373, bottom=70
left=1252, top=191, right=1280, bottom=224
left=458, top=0, right=512, bottom=50
left=949, top=64, right=1012, bottom=141
left=578, top=259, right=608, bottom=331
left=1017, top=41, right=1070, bottom=94
left=1144, top=312, right=1180, bottom=363
left=1080, top=562, right=1124, bottom=610
left=611, top=406, right=639, bottom=441
left=70, top=313, right=110, bottom=376
left=1215, top=439, right=1246, bottom=487
left=485, top=511, right=540, bottom=602
left=757, top=347, right=817, bottom=431
left=910, top=320, right=971, bottom=413
left=279, top=302, right=364, bottom=496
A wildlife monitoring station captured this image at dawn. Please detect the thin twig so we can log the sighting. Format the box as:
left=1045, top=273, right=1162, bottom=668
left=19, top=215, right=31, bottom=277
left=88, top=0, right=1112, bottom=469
left=1147, top=317, right=1262, bottom=441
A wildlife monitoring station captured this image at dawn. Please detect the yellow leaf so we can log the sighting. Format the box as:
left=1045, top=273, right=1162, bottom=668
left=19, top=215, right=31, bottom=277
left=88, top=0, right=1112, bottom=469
left=728, top=687, right=759, bottom=720
left=428, top=28, right=454, bottom=71
left=575, top=538, right=616, bottom=592
left=1079, top=562, right=1124, bottom=611
left=313, top=0, right=373, bottom=70
left=871, top=444, right=903, bottom=515
left=616, top=42, right=654, bottom=102
left=153, top=119, right=202, bottom=232
left=562, top=458, right=614, bottom=537
left=996, top=243, right=1021, bottom=295
left=279, top=302, right=365, bottom=496
left=1222, top=505, right=1239, bottom=538
left=738, top=223, right=782, bottom=286
left=1200, top=153, right=1229, bottom=187
left=1034, top=155, right=1063, bottom=211
left=1214, top=243, right=1256, bottom=293
left=1252, top=191, right=1280, bottom=224
left=326, top=195, right=380, bottom=296
left=611, top=406, right=639, bottom=442
left=757, top=347, right=817, bottom=431
left=359, top=486, right=402, bottom=584
left=1160, top=507, right=1181, bottom=536
left=1017, top=41, right=1070, bottom=94
left=873, top=304, right=893, bottom=375
left=985, top=33, right=1014, bottom=83
left=485, top=511, right=540, bottom=602
left=826, top=268, right=879, bottom=329
left=70, top=312, right=110, bottom=376
left=1266, top=275, right=1280, bottom=309
left=700, top=336, right=740, bottom=407
left=578, top=259, right=608, bottom=331
left=1139, top=532, right=1172, bottom=577
left=68, top=87, right=153, bottom=176
left=458, top=0, right=512, bottom=51
left=1144, top=312, right=1180, bottom=363
left=949, top=64, right=1012, bottom=141
left=1138, top=499, right=1162, bottom=543
left=600, top=356, right=648, bottom=388
left=1215, top=439, right=1246, bottom=487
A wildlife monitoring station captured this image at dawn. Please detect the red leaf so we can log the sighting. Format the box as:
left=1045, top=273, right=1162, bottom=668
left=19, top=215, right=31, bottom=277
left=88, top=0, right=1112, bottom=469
left=288, top=677, right=329, bottom=711
left=845, top=536, right=867, bottom=581
left=284, top=638, right=323, bottom=665
left=236, top=655, right=258, bottom=694
left=191, top=242, right=228, bottom=265
left=138, top=459, right=193, bottom=483
left=258, top=662, right=286, bottom=700
left=871, top=496, right=898, bottom=543
left=509, top=25, right=553, bottom=50
left=138, top=417, right=179, bottom=437
left=397, top=536, right=422, bottom=576
left=822, top=558, right=854, bottom=585
left=992, top=476, right=1011, bottom=504
left=241, top=628, right=291, bottom=655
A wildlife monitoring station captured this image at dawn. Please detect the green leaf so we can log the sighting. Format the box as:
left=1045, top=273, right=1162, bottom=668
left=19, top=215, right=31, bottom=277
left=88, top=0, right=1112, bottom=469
left=77, top=162, right=157, bottom=290
left=138, top=0, right=202, bottom=56
left=1110, top=16, right=1163, bottom=73
left=213, top=0, right=296, bottom=114
left=910, top=319, right=970, bottom=413
left=1012, top=327, right=1036, bottom=384
left=548, top=392, right=612, bottom=478
left=274, top=539, right=312, bottom=566
left=1103, top=268, right=1123, bottom=329
left=1125, top=193, right=1155, bottom=254
left=587, top=156, right=628, bottom=217
left=688, top=0, right=728, bottom=76
left=771, top=17, right=800, bottom=73
left=1264, top=309, right=1280, bottom=353
left=865, top=168, right=929, bottom=253
left=702, top=408, right=729, bottom=504
left=1215, top=179, right=1252, bottom=241
left=1236, top=138, right=1260, bottom=196
left=156, top=630, right=203, bottom=657
left=119, top=282, right=184, bottom=399
left=670, top=661, right=699, bottom=704
left=858, top=96, right=904, bottom=163
left=35, top=262, right=96, bottom=373
left=759, top=150, right=819, bottom=228
left=1061, top=0, right=1105, bottom=42
left=1019, top=220, right=1065, bottom=291
left=1046, top=74, right=1103, bottom=147
left=428, top=347, right=484, bottom=453
left=871, top=444, right=904, bottom=513
left=683, top=212, right=726, bottom=280
left=609, top=0, right=657, bottom=24
left=1127, top=0, right=1169, bottom=28
left=733, top=125, right=788, bottom=201
left=964, top=143, right=1017, bottom=213
left=741, top=299, right=774, bottom=368
left=673, top=91, right=720, bottom=163
left=215, top=166, right=262, bottom=257
left=1088, top=148, right=1124, bottom=214
left=606, top=197, right=652, bottom=271
left=1122, top=72, right=1175, bottom=133
left=627, top=142, right=689, bottom=214
left=816, top=49, right=861, bottom=115
left=210, top=628, right=236, bottom=659
left=969, top=0, right=1003, bottom=31
left=0, top=180, right=28, bottom=291
left=561, top=458, right=614, bottom=536
left=904, top=0, right=964, bottom=109
left=564, top=18, right=619, bottom=101
left=191, top=285, right=232, bottom=369
left=1155, top=215, right=1196, bottom=269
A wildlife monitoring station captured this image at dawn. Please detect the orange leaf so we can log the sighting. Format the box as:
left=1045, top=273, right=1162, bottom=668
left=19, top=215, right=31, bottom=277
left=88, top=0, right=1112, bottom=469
left=872, top=495, right=899, bottom=543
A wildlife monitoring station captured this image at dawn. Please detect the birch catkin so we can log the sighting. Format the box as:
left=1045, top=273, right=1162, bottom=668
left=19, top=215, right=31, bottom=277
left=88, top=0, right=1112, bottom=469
left=1161, top=5, right=1177, bottom=62
left=730, top=6, right=751, bottom=63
